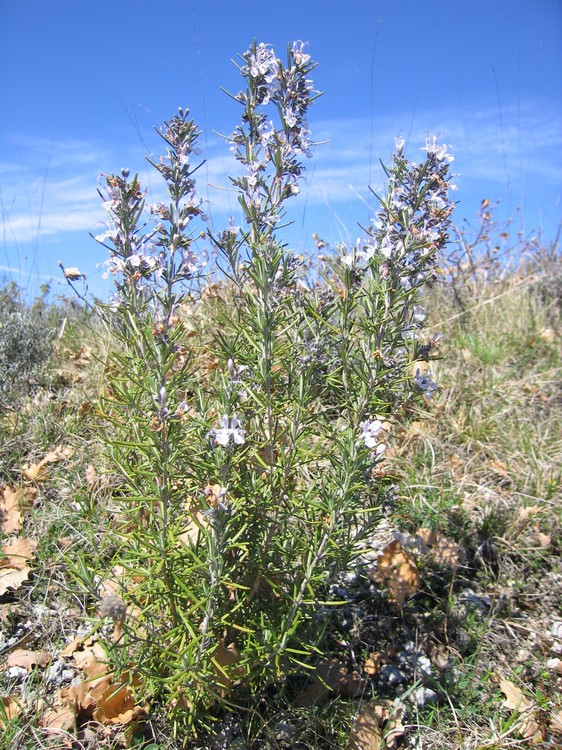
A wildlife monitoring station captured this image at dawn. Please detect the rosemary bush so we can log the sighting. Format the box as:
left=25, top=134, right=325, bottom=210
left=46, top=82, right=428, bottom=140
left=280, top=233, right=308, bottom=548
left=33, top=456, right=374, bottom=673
left=80, top=40, right=456, bottom=737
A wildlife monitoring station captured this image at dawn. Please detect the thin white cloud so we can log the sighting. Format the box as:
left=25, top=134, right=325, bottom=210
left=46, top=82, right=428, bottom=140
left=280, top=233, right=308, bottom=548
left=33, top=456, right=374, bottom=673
left=1, top=98, right=559, bottom=248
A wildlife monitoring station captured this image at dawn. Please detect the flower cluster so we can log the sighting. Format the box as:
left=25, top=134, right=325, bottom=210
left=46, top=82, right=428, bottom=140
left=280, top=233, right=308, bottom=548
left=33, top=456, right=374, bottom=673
left=95, top=170, right=146, bottom=262
left=147, top=108, right=206, bottom=266
left=95, top=109, right=205, bottom=295
left=342, top=135, right=456, bottom=289
left=383, top=133, right=455, bottom=286
left=228, top=41, right=319, bottom=242
left=102, top=248, right=163, bottom=283
left=340, top=237, right=377, bottom=267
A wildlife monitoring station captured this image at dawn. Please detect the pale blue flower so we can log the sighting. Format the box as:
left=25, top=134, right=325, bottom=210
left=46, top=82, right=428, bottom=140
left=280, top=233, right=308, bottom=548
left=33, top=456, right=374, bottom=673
left=210, top=415, right=246, bottom=448
left=358, top=419, right=384, bottom=448
left=414, top=369, right=438, bottom=398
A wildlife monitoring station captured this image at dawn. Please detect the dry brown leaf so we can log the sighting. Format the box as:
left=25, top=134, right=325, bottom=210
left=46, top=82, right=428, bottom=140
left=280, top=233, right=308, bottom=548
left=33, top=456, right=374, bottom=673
left=413, top=528, right=463, bottom=568
left=40, top=704, right=76, bottom=734
left=2, top=537, right=37, bottom=566
left=212, top=639, right=245, bottom=692
left=84, top=653, right=112, bottom=680
left=433, top=537, right=462, bottom=567
left=6, top=648, right=51, bottom=672
left=22, top=461, right=50, bottom=482
left=372, top=540, right=420, bottom=605
left=0, top=486, right=23, bottom=532
left=499, top=676, right=542, bottom=741
left=0, top=567, right=30, bottom=595
left=0, top=537, right=36, bottom=595
left=315, top=659, right=367, bottom=698
left=60, top=681, right=98, bottom=716
left=0, top=695, right=24, bottom=729
left=85, top=464, right=98, bottom=487
left=550, top=708, right=562, bottom=734
left=92, top=676, right=139, bottom=725
left=381, top=701, right=406, bottom=750
left=364, top=652, right=386, bottom=676
left=500, top=676, right=532, bottom=712
left=60, top=635, right=87, bottom=658
left=414, top=528, right=438, bottom=546
left=61, top=671, right=144, bottom=726
left=294, top=659, right=367, bottom=707
left=348, top=700, right=405, bottom=750
left=348, top=703, right=382, bottom=750
left=22, top=445, right=73, bottom=482
left=71, top=639, right=107, bottom=673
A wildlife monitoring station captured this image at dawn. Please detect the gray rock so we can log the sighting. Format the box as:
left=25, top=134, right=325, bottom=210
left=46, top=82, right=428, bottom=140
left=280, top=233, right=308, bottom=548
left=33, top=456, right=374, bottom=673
left=46, top=658, right=75, bottom=686
left=412, top=686, right=438, bottom=707
left=381, top=664, right=406, bottom=685
left=274, top=721, right=297, bottom=739
left=6, top=666, right=27, bottom=680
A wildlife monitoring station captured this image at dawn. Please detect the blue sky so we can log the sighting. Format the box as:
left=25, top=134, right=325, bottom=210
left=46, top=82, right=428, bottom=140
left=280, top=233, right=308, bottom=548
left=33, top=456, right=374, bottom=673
left=1, top=0, right=561, bottom=298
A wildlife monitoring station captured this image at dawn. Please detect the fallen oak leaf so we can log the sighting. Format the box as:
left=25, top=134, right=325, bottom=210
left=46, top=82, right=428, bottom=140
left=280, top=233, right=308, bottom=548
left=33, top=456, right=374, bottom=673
left=210, top=639, right=246, bottom=694
left=0, top=695, right=24, bottom=729
left=347, top=700, right=405, bottom=750
left=550, top=708, right=562, bottom=735
left=22, top=461, right=50, bottom=483
left=348, top=703, right=382, bottom=750
left=60, top=671, right=145, bottom=726
left=371, top=540, right=420, bottom=606
left=93, top=673, right=145, bottom=725
left=499, top=676, right=542, bottom=742
left=364, top=652, right=386, bottom=677
left=293, top=659, right=367, bottom=708
left=0, top=486, right=24, bottom=533
left=0, top=567, right=31, bottom=596
left=22, top=445, right=73, bottom=483
left=39, top=703, right=76, bottom=736
left=60, top=681, right=98, bottom=717
left=60, top=635, right=88, bottom=658
left=0, top=536, right=37, bottom=595
left=2, top=537, right=37, bottom=566
left=71, top=639, right=107, bottom=673
left=413, top=528, right=463, bottom=568
left=6, top=648, right=51, bottom=672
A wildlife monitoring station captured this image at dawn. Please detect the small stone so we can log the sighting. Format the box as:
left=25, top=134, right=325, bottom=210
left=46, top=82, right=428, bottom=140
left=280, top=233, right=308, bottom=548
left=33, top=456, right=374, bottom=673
left=274, top=721, right=296, bottom=739
left=381, top=664, right=406, bottom=685
left=7, top=666, right=27, bottom=680
left=415, top=655, right=433, bottom=675
left=547, top=657, right=562, bottom=673
left=550, top=621, right=562, bottom=639
left=46, top=658, right=75, bottom=686
left=459, top=589, right=491, bottom=613
left=412, top=687, right=438, bottom=707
